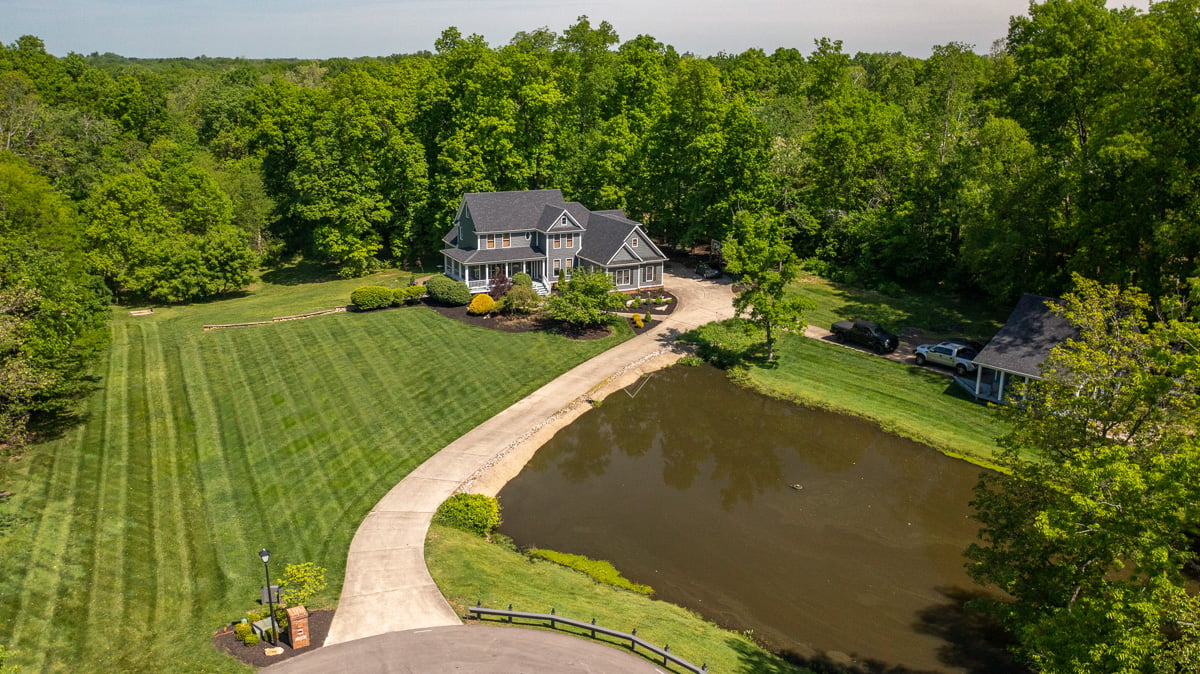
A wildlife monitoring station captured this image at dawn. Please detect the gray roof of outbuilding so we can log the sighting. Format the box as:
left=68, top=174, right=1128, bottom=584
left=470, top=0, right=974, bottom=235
left=973, top=294, right=1078, bottom=377
left=464, top=189, right=566, bottom=233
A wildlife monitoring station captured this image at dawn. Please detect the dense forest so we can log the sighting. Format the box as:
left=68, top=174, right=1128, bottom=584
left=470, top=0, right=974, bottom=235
left=1, top=0, right=1198, bottom=448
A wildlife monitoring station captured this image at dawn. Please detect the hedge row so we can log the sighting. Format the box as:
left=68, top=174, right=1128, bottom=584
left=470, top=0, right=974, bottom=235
left=350, top=284, right=429, bottom=311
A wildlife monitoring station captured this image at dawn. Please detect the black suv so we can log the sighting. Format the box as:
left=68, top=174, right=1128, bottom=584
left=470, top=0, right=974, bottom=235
left=830, top=319, right=899, bottom=354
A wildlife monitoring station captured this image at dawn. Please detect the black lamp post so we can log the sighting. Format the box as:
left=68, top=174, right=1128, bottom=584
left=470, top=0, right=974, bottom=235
left=259, top=548, right=277, bottom=645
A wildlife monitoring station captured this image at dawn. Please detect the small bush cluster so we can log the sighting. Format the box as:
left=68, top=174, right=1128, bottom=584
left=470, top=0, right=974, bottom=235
left=511, top=272, right=532, bottom=288
left=433, top=493, right=501, bottom=537
left=394, top=285, right=427, bottom=305
left=496, top=284, right=540, bottom=315
left=643, top=311, right=652, bottom=324
left=426, top=274, right=471, bottom=306
left=632, top=314, right=644, bottom=329
left=528, top=548, right=654, bottom=595
left=234, top=622, right=252, bottom=642
left=468, top=293, right=495, bottom=315
left=243, top=632, right=260, bottom=647
left=350, top=285, right=394, bottom=311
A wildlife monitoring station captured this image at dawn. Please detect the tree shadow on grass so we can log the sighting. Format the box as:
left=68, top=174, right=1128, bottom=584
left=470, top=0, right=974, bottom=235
left=260, top=260, right=343, bottom=286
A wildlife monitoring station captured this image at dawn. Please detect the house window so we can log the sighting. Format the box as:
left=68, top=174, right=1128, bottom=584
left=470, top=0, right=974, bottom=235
left=553, top=259, right=561, bottom=274
left=469, top=266, right=485, bottom=282
left=564, top=257, right=573, bottom=276
left=553, top=235, right=561, bottom=249
left=613, top=268, right=631, bottom=286
left=560, top=215, right=567, bottom=225
left=643, top=265, right=655, bottom=283
left=502, top=233, right=510, bottom=248
left=565, top=233, right=574, bottom=248
left=632, top=236, right=639, bottom=248
left=486, top=235, right=496, bottom=250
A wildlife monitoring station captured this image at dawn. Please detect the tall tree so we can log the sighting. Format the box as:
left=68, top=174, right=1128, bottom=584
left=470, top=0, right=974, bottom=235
left=722, top=212, right=813, bottom=362
left=967, top=276, right=1200, bottom=672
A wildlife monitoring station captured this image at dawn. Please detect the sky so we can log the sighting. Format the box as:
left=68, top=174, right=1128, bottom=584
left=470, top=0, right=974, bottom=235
left=6, top=0, right=1154, bottom=59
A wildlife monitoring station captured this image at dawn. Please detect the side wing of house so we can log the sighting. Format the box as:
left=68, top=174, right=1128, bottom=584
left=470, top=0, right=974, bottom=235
left=576, top=209, right=667, bottom=291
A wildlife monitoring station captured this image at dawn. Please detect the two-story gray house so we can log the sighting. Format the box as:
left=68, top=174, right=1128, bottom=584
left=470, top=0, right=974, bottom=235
left=440, top=189, right=667, bottom=295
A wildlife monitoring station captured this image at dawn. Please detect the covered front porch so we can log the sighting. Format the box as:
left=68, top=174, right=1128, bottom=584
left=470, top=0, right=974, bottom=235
left=443, top=257, right=549, bottom=294
left=956, top=365, right=1032, bottom=405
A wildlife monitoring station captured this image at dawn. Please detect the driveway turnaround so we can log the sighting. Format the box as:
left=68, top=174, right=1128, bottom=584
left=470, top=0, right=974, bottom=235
left=324, top=272, right=734, bottom=646
left=265, top=624, right=671, bottom=673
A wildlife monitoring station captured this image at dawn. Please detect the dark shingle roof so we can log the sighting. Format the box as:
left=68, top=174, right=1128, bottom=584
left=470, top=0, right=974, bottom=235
left=464, top=189, right=565, bottom=233
left=442, top=224, right=459, bottom=246
left=442, top=247, right=545, bottom=265
left=973, top=294, right=1078, bottom=377
left=577, top=211, right=667, bottom=266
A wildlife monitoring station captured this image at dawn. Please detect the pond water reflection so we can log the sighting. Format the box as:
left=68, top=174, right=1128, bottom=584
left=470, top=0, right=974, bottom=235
left=497, top=364, right=1021, bottom=673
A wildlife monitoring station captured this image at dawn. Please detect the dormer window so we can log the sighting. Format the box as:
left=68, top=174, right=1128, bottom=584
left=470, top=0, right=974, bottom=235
left=632, top=236, right=639, bottom=248
left=502, top=233, right=511, bottom=248
left=560, top=215, right=567, bottom=225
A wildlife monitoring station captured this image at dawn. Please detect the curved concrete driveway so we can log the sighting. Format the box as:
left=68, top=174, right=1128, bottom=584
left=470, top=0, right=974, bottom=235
left=265, top=624, right=671, bottom=673
left=324, top=272, right=735, bottom=645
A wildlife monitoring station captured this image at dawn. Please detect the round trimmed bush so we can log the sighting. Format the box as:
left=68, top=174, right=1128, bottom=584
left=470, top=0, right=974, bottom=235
left=468, top=293, right=495, bottom=315
left=426, top=274, right=471, bottom=306
left=433, top=493, right=501, bottom=536
left=512, top=272, right=532, bottom=287
left=350, top=285, right=394, bottom=311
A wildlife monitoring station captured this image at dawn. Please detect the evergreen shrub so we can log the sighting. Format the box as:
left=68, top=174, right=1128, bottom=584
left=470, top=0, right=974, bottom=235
left=243, top=633, right=260, bottom=647
left=350, top=286, right=394, bottom=311
left=512, top=272, right=532, bottom=287
left=643, top=312, right=652, bottom=324
left=468, top=293, right=495, bottom=315
left=426, top=274, right=471, bottom=306
left=234, top=622, right=252, bottom=642
left=433, top=493, right=501, bottom=536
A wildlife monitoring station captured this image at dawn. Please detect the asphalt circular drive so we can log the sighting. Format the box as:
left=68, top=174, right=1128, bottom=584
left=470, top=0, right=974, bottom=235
left=262, top=624, right=672, bottom=673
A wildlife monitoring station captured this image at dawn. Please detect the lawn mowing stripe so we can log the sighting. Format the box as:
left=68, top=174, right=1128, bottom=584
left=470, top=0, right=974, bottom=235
left=240, top=323, right=347, bottom=525
left=176, top=333, right=250, bottom=605
left=142, top=321, right=196, bottom=628
left=218, top=325, right=336, bottom=567
left=82, top=319, right=133, bottom=659
left=197, top=332, right=271, bottom=599
left=120, top=320, right=159, bottom=634
left=4, top=402, right=91, bottom=671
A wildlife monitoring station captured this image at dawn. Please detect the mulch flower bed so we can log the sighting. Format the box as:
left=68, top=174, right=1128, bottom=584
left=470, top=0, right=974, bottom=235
left=620, top=289, right=678, bottom=316
left=212, top=609, right=334, bottom=668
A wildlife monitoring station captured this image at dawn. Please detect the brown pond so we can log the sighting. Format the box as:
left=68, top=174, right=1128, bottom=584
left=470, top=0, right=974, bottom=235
left=497, top=364, right=1022, bottom=673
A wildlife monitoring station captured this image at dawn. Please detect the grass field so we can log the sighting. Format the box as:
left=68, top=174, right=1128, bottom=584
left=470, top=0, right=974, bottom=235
left=738, top=334, right=1010, bottom=467
left=426, top=524, right=810, bottom=674
left=0, top=265, right=628, bottom=672
left=791, top=273, right=1005, bottom=343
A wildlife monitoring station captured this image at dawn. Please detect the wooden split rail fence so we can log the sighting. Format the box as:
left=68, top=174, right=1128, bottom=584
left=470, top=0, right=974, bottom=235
left=467, top=603, right=707, bottom=673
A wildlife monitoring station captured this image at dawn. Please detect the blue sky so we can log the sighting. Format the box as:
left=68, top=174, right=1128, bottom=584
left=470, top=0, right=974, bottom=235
left=7, top=0, right=1153, bottom=59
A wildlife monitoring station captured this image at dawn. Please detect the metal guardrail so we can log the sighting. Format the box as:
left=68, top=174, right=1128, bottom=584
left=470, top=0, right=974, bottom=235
left=467, top=603, right=708, bottom=673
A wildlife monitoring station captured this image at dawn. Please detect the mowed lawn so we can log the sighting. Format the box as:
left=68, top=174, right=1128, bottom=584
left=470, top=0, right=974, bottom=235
left=741, top=334, right=1010, bottom=467
left=0, top=268, right=628, bottom=672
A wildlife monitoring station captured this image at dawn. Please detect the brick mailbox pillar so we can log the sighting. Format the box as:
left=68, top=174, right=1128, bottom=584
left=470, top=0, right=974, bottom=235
left=286, top=606, right=311, bottom=649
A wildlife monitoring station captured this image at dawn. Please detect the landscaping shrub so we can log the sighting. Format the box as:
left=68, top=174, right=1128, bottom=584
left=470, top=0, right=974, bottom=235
left=234, top=622, right=252, bottom=642
left=497, top=284, right=540, bottom=315
left=243, top=633, right=260, bottom=647
left=468, top=293, right=495, bottom=315
left=511, top=272, right=532, bottom=287
left=394, top=285, right=426, bottom=305
left=433, top=493, right=501, bottom=536
left=528, top=548, right=654, bottom=595
left=643, top=312, right=652, bottom=324
left=678, top=318, right=765, bottom=368
left=488, top=269, right=512, bottom=300
left=280, top=562, right=327, bottom=607
left=632, top=314, right=644, bottom=329
left=350, top=285, right=394, bottom=311
left=426, top=274, right=471, bottom=306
